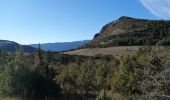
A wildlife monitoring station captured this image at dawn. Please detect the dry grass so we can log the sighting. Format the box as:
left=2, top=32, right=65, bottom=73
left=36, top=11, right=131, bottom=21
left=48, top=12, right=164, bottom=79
left=63, top=46, right=141, bottom=57
left=63, top=46, right=170, bottom=57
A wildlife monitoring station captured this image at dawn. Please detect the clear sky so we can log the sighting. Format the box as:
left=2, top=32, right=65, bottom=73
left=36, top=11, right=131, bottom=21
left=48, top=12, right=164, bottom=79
left=0, top=0, right=168, bottom=44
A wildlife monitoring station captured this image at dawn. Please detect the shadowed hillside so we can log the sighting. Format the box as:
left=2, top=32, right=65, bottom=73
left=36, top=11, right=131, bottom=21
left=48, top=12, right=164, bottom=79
left=0, top=40, right=35, bottom=53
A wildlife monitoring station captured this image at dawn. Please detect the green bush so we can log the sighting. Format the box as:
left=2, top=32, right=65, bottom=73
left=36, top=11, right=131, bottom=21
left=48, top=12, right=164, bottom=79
left=0, top=51, right=61, bottom=99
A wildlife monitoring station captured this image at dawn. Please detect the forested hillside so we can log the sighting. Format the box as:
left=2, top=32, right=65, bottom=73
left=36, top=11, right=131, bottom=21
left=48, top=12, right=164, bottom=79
left=87, top=16, right=170, bottom=48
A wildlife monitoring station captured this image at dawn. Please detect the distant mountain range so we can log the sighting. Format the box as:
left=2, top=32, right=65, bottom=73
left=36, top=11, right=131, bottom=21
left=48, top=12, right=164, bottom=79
left=30, top=40, right=90, bottom=52
left=0, top=40, right=90, bottom=53
left=0, top=40, right=35, bottom=53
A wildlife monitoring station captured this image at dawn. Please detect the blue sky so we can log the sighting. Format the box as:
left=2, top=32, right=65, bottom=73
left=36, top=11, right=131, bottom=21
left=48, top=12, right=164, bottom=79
left=0, top=0, right=167, bottom=44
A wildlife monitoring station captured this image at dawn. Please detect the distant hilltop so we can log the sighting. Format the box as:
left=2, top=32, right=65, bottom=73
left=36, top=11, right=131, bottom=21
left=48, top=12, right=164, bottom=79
left=0, top=40, right=35, bottom=53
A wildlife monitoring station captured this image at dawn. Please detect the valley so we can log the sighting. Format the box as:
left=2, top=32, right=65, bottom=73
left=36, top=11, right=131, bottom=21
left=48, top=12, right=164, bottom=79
left=2, top=0, right=170, bottom=99
left=1, top=16, right=170, bottom=100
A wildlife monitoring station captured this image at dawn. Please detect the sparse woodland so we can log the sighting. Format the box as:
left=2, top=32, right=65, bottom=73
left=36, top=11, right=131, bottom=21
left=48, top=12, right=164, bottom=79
left=0, top=46, right=169, bottom=100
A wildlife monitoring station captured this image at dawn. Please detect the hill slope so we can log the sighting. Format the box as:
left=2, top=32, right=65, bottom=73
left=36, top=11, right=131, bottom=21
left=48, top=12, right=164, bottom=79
left=30, top=40, right=90, bottom=52
left=64, top=46, right=140, bottom=57
left=86, top=16, right=170, bottom=48
left=0, top=40, right=35, bottom=53
left=65, top=16, right=170, bottom=56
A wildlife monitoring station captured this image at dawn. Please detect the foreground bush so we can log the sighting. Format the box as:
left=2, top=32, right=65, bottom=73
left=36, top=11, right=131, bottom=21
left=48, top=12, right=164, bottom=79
left=112, top=47, right=170, bottom=99
left=0, top=51, right=61, bottom=99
